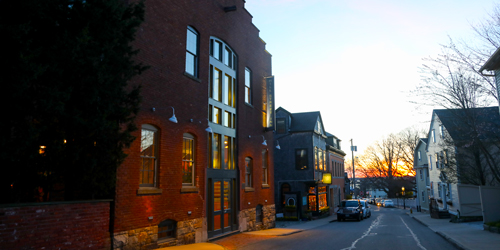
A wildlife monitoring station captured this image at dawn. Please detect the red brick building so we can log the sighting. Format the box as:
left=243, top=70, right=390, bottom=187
left=113, top=0, right=275, bottom=248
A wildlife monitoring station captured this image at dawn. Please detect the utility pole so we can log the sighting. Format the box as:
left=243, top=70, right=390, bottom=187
left=350, top=139, right=356, bottom=197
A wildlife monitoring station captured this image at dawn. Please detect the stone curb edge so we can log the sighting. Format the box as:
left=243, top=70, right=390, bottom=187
left=435, top=231, right=468, bottom=250
left=409, top=214, right=469, bottom=250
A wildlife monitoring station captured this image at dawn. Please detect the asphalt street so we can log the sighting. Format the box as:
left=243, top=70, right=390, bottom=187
left=239, top=206, right=459, bottom=250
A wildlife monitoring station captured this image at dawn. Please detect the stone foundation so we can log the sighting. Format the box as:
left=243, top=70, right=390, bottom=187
left=239, top=204, right=276, bottom=232
left=113, top=217, right=206, bottom=250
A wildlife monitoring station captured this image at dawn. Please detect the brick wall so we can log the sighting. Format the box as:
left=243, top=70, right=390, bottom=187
left=0, top=200, right=110, bottom=250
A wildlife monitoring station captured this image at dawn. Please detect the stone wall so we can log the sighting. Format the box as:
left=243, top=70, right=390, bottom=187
left=239, top=204, right=276, bottom=232
left=113, top=217, right=206, bottom=250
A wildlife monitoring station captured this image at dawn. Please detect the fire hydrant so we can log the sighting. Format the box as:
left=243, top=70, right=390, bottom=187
left=410, top=208, right=413, bottom=214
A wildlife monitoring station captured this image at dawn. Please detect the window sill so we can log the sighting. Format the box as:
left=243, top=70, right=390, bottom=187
left=244, top=102, right=254, bottom=108
left=157, top=237, right=176, bottom=245
left=181, top=186, right=199, bottom=193
left=183, top=72, right=201, bottom=83
left=261, top=184, right=270, bottom=189
left=137, top=187, right=163, bottom=195
left=244, top=187, right=255, bottom=192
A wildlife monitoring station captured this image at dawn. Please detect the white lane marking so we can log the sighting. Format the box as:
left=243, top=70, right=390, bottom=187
left=400, top=216, right=427, bottom=250
left=341, top=215, right=383, bottom=250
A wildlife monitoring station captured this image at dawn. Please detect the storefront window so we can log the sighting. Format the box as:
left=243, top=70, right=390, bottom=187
left=308, top=195, right=317, bottom=211
left=318, top=193, right=327, bottom=210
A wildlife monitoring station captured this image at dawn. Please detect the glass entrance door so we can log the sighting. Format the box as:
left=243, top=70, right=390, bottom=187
left=210, top=179, right=233, bottom=237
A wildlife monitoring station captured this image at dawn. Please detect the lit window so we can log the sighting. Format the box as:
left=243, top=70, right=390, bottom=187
left=185, top=27, right=198, bottom=77
left=245, top=68, right=251, bottom=104
left=182, top=134, right=195, bottom=186
left=223, top=136, right=233, bottom=170
left=245, top=157, right=253, bottom=187
left=224, top=111, right=232, bottom=127
left=213, top=134, right=221, bottom=169
left=213, top=106, right=222, bottom=124
left=223, top=74, right=235, bottom=107
left=210, top=66, right=222, bottom=102
left=140, top=124, right=158, bottom=187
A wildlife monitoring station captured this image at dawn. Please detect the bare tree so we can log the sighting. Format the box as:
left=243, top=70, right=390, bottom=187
left=412, top=4, right=500, bottom=187
left=356, top=128, right=423, bottom=198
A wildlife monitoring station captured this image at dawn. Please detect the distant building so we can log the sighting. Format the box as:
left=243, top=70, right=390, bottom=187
left=414, top=138, right=430, bottom=212
left=273, top=107, right=345, bottom=218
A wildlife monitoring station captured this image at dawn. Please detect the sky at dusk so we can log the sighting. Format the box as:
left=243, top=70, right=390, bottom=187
left=245, top=0, right=498, bottom=154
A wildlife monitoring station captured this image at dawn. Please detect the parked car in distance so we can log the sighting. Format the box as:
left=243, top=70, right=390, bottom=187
left=337, top=199, right=362, bottom=221
left=360, top=200, right=371, bottom=219
left=384, top=200, right=394, bottom=208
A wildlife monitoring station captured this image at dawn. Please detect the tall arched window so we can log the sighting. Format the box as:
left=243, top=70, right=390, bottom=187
left=140, top=124, right=158, bottom=187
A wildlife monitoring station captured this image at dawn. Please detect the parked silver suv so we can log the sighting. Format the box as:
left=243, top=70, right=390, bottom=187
left=337, top=199, right=362, bottom=221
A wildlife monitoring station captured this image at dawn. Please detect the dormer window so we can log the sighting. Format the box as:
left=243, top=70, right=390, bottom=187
left=276, top=118, right=286, bottom=134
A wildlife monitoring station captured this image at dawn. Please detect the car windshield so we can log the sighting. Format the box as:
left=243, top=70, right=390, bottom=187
left=341, top=201, right=359, bottom=207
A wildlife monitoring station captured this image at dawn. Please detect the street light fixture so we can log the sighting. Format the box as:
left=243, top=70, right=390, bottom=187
left=402, top=187, right=406, bottom=210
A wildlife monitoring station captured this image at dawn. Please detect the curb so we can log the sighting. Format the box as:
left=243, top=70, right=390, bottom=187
left=435, top=231, right=468, bottom=250
left=409, top=214, right=469, bottom=250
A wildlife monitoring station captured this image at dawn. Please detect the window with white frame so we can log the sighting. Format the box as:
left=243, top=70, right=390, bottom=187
left=418, top=151, right=421, bottom=161
left=185, top=27, right=198, bottom=77
left=245, top=68, right=251, bottom=104
left=431, top=129, right=436, bottom=142
left=208, top=38, right=236, bottom=171
left=140, top=124, right=158, bottom=187
left=429, top=155, right=433, bottom=170
left=435, top=153, right=440, bottom=169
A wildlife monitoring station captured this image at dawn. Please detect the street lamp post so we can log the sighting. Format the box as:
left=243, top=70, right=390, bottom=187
left=350, top=139, right=356, bottom=198
left=402, top=187, right=406, bottom=210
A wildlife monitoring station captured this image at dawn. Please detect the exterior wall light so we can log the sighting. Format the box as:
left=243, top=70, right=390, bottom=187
left=322, top=173, right=332, bottom=184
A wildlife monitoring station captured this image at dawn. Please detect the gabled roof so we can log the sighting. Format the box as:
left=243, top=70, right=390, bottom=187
left=480, top=46, right=500, bottom=72
left=276, top=106, right=292, bottom=116
left=289, top=111, right=322, bottom=133
left=433, top=107, right=500, bottom=143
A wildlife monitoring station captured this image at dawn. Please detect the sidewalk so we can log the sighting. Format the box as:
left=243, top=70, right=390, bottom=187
left=409, top=211, right=500, bottom=250
left=156, top=214, right=336, bottom=250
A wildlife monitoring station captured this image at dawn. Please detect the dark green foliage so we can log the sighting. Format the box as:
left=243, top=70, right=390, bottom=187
left=0, top=0, right=146, bottom=202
